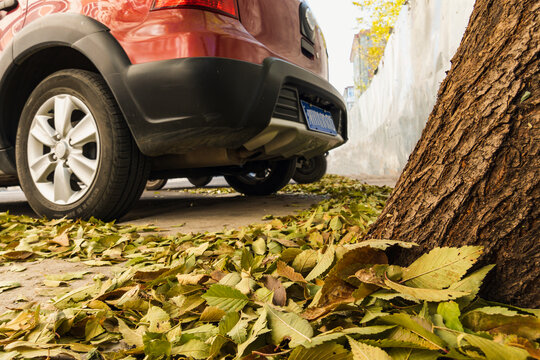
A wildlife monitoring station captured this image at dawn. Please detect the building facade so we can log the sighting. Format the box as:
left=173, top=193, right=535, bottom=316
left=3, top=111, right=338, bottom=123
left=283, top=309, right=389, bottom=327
left=350, top=30, right=377, bottom=96
left=343, top=86, right=355, bottom=111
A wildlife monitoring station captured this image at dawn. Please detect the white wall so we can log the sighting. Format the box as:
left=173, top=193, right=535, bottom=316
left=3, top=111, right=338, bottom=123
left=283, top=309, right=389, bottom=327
left=328, top=0, right=475, bottom=176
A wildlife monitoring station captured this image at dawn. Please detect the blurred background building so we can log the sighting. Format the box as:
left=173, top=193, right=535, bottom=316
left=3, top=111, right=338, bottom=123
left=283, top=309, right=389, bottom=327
left=350, top=30, right=382, bottom=96
left=342, top=86, right=356, bottom=111
left=330, top=0, right=475, bottom=177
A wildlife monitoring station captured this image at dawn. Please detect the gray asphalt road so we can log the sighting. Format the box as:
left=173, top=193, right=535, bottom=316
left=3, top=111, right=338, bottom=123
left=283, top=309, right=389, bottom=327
left=0, top=178, right=325, bottom=233
left=0, top=175, right=396, bottom=233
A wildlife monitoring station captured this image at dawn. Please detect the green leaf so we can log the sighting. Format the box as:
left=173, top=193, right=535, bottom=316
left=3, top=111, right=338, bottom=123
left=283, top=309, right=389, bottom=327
left=432, top=314, right=459, bottom=349
left=117, top=318, right=144, bottom=348
left=330, top=216, right=342, bottom=231
left=448, top=265, right=495, bottom=295
left=236, top=308, right=270, bottom=359
left=218, top=312, right=240, bottom=335
left=44, top=271, right=87, bottom=281
left=402, top=246, right=483, bottom=289
left=387, top=348, right=441, bottom=360
left=305, top=245, right=335, bottom=281
left=219, top=272, right=242, bottom=287
left=266, top=305, right=314, bottom=348
left=141, top=306, right=171, bottom=333
left=252, top=238, right=267, bottom=255
left=360, top=306, right=388, bottom=324
left=462, top=333, right=529, bottom=360
left=241, top=247, right=255, bottom=271
left=348, top=336, right=392, bottom=360
left=292, top=249, right=318, bottom=274
left=384, top=278, right=470, bottom=302
left=363, top=327, right=443, bottom=350
left=208, top=335, right=229, bottom=359
left=85, top=317, right=105, bottom=341
left=171, top=339, right=210, bottom=359
left=380, top=314, right=445, bottom=351
left=302, top=326, right=395, bottom=348
left=202, top=284, right=249, bottom=312
left=289, top=343, right=352, bottom=360
left=143, top=332, right=172, bottom=359
left=520, top=90, right=531, bottom=103
left=183, top=324, right=218, bottom=339
left=461, top=306, right=540, bottom=340
left=437, top=301, right=464, bottom=332
left=227, top=319, right=249, bottom=344
left=0, top=281, right=21, bottom=294
left=53, top=283, right=99, bottom=309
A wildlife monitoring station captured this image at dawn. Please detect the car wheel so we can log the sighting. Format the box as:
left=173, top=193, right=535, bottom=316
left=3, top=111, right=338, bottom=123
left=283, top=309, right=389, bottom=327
left=292, top=155, right=327, bottom=184
left=187, top=176, right=213, bottom=187
left=146, top=179, right=168, bottom=191
left=16, top=69, right=149, bottom=221
left=224, top=159, right=296, bottom=196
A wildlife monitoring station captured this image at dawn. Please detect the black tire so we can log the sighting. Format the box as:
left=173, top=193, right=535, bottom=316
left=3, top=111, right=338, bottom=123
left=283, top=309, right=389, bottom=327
left=16, top=69, right=149, bottom=221
left=293, top=155, right=327, bottom=184
left=146, top=179, right=168, bottom=191
left=187, top=176, right=213, bottom=187
left=224, top=159, right=296, bottom=196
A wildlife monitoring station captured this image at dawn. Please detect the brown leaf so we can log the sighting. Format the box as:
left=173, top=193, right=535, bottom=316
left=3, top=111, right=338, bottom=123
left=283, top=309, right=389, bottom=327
left=2, top=251, right=34, bottom=261
left=354, top=268, right=387, bottom=287
left=262, top=254, right=280, bottom=266
left=264, top=276, right=287, bottom=306
left=50, top=232, right=70, bottom=247
left=292, top=249, right=318, bottom=274
left=280, top=248, right=303, bottom=263
left=134, top=269, right=169, bottom=282
left=302, top=298, right=355, bottom=321
left=200, top=306, right=226, bottom=322
left=176, top=273, right=209, bottom=285
left=274, top=237, right=300, bottom=248
left=317, top=247, right=387, bottom=308
left=329, top=247, right=388, bottom=287
left=352, top=283, right=380, bottom=301
left=339, top=231, right=356, bottom=244
left=513, top=337, right=540, bottom=360
left=243, top=344, right=286, bottom=359
left=96, top=286, right=135, bottom=301
left=319, top=277, right=357, bottom=306
left=210, top=270, right=226, bottom=282
left=276, top=261, right=306, bottom=283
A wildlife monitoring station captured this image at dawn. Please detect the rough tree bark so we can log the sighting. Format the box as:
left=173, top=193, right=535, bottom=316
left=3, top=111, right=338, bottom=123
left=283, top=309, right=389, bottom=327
left=367, top=0, right=539, bottom=307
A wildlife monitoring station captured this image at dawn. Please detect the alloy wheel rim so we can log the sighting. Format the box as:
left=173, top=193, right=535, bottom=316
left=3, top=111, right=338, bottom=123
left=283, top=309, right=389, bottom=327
left=27, top=94, right=100, bottom=205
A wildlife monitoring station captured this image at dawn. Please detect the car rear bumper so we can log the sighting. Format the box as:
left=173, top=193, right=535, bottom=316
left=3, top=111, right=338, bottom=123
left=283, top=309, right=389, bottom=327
left=122, top=57, right=347, bottom=159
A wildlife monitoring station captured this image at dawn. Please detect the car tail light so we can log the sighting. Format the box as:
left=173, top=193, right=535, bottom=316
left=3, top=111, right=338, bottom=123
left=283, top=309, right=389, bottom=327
left=152, top=0, right=238, bottom=18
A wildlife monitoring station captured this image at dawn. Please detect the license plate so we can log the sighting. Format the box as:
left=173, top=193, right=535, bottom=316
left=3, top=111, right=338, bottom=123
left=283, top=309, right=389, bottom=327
left=300, top=100, right=338, bottom=136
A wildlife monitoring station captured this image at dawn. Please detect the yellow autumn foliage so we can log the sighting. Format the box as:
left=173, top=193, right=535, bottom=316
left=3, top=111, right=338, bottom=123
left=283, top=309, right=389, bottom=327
left=353, top=0, right=406, bottom=92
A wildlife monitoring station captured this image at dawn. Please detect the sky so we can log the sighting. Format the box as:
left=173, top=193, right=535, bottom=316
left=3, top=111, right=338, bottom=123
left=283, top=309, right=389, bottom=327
left=307, top=0, right=361, bottom=93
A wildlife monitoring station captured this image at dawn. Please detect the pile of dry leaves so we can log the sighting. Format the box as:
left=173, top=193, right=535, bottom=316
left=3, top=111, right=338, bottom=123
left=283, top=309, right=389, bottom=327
left=0, top=176, right=538, bottom=359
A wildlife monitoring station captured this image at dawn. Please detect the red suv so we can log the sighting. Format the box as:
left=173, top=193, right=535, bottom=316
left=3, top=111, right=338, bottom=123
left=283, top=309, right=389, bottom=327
left=0, top=0, right=347, bottom=220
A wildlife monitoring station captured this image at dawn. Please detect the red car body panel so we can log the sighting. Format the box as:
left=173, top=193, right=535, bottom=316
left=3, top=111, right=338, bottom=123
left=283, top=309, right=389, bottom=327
left=0, top=0, right=346, bottom=178
left=0, top=1, right=26, bottom=51
left=11, top=0, right=327, bottom=78
left=237, top=0, right=328, bottom=78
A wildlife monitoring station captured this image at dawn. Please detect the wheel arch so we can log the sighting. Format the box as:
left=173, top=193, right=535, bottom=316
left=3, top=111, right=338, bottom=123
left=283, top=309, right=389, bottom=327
left=0, top=13, right=136, bottom=175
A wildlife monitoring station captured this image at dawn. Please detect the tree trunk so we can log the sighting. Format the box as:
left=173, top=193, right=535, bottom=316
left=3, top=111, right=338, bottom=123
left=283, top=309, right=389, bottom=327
left=367, top=0, right=539, bottom=308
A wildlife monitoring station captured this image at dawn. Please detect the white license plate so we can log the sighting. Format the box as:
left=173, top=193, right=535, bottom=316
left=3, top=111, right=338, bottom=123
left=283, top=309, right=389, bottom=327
left=300, top=100, right=338, bottom=136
